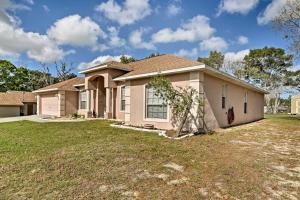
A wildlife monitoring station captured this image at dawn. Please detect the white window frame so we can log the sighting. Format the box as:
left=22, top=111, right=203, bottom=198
left=143, top=84, right=169, bottom=122
left=222, top=84, right=227, bottom=109
left=120, top=85, right=126, bottom=112
left=78, top=90, right=87, bottom=111
left=244, top=91, right=248, bottom=114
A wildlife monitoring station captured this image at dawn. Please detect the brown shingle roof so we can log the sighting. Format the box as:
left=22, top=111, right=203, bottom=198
left=0, top=92, right=36, bottom=106
left=34, top=77, right=85, bottom=93
left=80, top=61, right=133, bottom=73
left=119, top=54, right=202, bottom=78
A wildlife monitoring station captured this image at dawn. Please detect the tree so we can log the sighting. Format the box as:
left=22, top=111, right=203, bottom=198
left=146, top=52, right=162, bottom=59
left=197, top=51, right=224, bottom=70
left=120, top=55, right=136, bottom=64
left=241, top=47, right=294, bottom=113
left=273, top=0, right=300, bottom=58
left=0, top=60, right=18, bottom=92
left=149, top=75, right=206, bottom=137
left=54, top=61, right=77, bottom=83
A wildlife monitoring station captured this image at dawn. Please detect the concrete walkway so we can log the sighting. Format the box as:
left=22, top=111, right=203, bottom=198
left=0, top=115, right=88, bottom=123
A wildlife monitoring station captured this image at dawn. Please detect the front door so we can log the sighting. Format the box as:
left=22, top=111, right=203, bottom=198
left=27, top=104, right=33, bottom=115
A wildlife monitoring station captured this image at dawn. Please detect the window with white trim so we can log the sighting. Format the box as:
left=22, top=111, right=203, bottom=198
left=244, top=91, right=248, bottom=114
left=222, top=84, right=227, bottom=109
left=145, top=86, right=167, bottom=119
left=80, top=91, right=87, bottom=110
left=120, top=86, right=125, bottom=111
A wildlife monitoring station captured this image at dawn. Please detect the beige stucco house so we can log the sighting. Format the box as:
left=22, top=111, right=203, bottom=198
left=33, top=55, right=267, bottom=131
left=291, top=93, right=300, bottom=114
left=0, top=91, right=37, bottom=117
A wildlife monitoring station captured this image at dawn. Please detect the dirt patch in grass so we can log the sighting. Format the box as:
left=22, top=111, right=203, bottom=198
left=0, top=115, right=299, bottom=199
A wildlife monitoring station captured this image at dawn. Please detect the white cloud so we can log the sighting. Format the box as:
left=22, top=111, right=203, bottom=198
left=0, top=0, right=30, bottom=25
left=0, top=21, right=66, bottom=63
left=47, top=15, right=106, bottom=48
left=107, top=26, right=126, bottom=47
left=175, top=48, right=198, bottom=57
left=167, top=0, right=182, bottom=17
left=23, top=0, right=34, bottom=5
left=200, top=37, right=228, bottom=51
left=129, top=28, right=155, bottom=50
left=217, top=0, right=259, bottom=15
left=42, top=5, right=50, bottom=12
left=0, top=1, right=67, bottom=63
left=151, top=15, right=215, bottom=43
left=237, top=36, right=249, bottom=45
left=257, top=0, right=287, bottom=25
left=224, top=49, right=250, bottom=63
left=78, top=55, right=131, bottom=69
left=95, top=0, right=152, bottom=26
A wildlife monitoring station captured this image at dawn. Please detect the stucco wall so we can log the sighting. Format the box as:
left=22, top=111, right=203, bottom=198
left=115, top=83, right=125, bottom=121
left=0, top=106, right=20, bottom=117
left=291, top=94, right=300, bottom=114
left=204, top=74, right=264, bottom=129
left=120, top=71, right=264, bottom=131
left=127, top=73, right=190, bottom=130
left=65, top=91, right=79, bottom=116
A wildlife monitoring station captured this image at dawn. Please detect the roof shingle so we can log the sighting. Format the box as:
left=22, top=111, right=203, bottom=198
left=120, top=54, right=202, bottom=78
left=0, top=91, right=36, bottom=106
left=34, top=77, right=85, bottom=93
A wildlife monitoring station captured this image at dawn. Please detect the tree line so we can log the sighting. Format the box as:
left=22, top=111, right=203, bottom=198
left=0, top=60, right=76, bottom=92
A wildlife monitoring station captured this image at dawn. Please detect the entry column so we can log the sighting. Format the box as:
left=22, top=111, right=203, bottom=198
left=105, top=87, right=112, bottom=119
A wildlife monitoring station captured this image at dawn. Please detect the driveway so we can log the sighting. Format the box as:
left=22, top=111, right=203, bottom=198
left=0, top=115, right=97, bottom=123
left=0, top=115, right=46, bottom=123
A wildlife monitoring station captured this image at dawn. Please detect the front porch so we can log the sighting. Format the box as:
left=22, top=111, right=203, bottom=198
left=83, top=74, right=117, bottom=119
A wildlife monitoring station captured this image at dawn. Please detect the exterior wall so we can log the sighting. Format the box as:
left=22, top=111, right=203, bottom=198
left=65, top=91, right=79, bottom=116
left=127, top=72, right=191, bottom=130
left=291, top=94, right=300, bottom=114
left=204, top=73, right=264, bottom=129
left=58, top=91, right=65, bottom=116
left=115, top=83, right=125, bottom=121
left=0, top=106, right=20, bottom=117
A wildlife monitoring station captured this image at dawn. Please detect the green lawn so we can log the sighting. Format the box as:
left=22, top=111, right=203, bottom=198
left=0, top=115, right=299, bottom=199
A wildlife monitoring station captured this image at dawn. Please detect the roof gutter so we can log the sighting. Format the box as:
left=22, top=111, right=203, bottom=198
left=79, top=64, right=132, bottom=74
left=113, top=64, right=267, bottom=94
left=79, top=65, right=108, bottom=74
left=113, top=64, right=206, bottom=81
left=203, top=66, right=268, bottom=94
left=32, top=88, right=58, bottom=93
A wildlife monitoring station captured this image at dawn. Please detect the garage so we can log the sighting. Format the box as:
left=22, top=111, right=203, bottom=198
left=40, top=94, right=59, bottom=116
left=0, top=106, right=20, bottom=117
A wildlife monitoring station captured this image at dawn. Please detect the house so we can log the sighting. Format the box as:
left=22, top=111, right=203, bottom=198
left=33, top=55, right=267, bottom=131
left=0, top=91, right=37, bottom=117
left=291, top=94, right=300, bottom=114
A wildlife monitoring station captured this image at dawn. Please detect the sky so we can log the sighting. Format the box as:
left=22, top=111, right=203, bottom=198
left=0, top=0, right=298, bottom=76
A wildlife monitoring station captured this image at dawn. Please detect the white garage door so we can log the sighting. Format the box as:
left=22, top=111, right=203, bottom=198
left=41, top=94, right=58, bottom=116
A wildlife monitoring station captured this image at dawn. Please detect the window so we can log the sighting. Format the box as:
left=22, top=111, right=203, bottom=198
left=244, top=91, right=248, bottom=114
left=120, top=86, right=125, bottom=111
left=80, top=91, right=87, bottom=110
left=222, top=84, right=227, bottom=109
left=145, top=86, right=167, bottom=119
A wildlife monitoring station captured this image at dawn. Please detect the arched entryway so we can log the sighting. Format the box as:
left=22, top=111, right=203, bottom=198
left=86, top=75, right=106, bottom=118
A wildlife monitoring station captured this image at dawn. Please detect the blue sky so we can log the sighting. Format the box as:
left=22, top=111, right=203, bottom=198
left=0, top=0, right=298, bottom=76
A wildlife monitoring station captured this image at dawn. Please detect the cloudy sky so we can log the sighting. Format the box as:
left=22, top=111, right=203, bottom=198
left=0, top=0, right=297, bottom=75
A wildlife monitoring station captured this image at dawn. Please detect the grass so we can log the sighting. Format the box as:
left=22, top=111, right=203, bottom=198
left=0, top=115, right=299, bottom=199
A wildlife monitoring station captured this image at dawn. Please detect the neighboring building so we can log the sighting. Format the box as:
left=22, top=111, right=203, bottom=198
left=291, top=94, right=300, bottom=114
left=33, top=55, right=267, bottom=131
left=0, top=91, right=37, bottom=117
